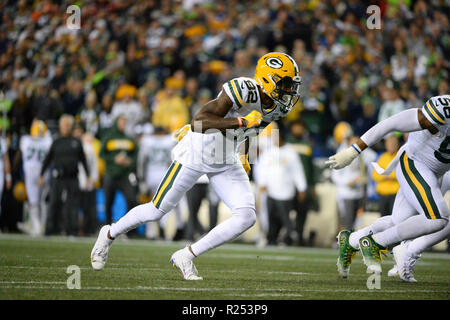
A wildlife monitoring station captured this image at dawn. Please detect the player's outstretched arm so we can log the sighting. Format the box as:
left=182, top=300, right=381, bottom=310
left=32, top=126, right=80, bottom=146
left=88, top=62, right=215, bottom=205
left=326, top=108, right=437, bottom=170
left=191, top=91, right=262, bottom=133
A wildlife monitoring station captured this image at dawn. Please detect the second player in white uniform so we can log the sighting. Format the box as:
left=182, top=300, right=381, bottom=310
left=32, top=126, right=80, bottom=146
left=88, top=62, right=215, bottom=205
left=19, top=120, right=52, bottom=235
left=91, top=52, right=302, bottom=280
left=328, top=94, right=450, bottom=282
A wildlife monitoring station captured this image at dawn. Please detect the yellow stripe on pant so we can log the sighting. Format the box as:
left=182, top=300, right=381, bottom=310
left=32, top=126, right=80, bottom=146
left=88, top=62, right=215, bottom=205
left=401, top=153, right=438, bottom=219
left=152, top=162, right=181, bottom=208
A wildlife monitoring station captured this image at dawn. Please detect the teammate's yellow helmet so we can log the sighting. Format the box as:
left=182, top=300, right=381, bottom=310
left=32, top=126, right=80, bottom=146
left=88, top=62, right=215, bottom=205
left=333, top=121, right=353, bottom=144
left=13, top=181, right=27, bottom=202
left=254, top=52, right=302, bottom=115
left=30, top=120, right=47, bottom=138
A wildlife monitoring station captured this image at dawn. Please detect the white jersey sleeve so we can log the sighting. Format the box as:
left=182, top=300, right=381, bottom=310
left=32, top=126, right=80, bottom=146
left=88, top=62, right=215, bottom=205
left=222, top=78, right=248, bottom=111
left=421, top=95, right=450, bottom=133
left=221, top=77, right=261, bottom=116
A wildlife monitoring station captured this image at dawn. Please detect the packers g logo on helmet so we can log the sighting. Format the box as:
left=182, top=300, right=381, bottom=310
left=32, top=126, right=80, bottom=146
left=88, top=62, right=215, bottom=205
left=266, top=57, right=283, bottom=69
left=254, top=52, right=302, bottom=115
left=30, top=120, right=47, bottom=138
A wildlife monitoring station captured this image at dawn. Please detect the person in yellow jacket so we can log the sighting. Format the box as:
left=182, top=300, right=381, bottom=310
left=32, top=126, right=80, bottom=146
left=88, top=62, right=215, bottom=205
left=372, top=134, right=400, bottom=216
left=152, top=84, right=190, bottom=133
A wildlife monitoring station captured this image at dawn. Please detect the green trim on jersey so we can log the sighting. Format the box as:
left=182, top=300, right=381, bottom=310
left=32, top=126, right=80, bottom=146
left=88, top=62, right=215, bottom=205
left=233, top=80, right=243, bottom=101
left=428, top=99, right=445, bottom=121
left=424, top=100, right=445, bottom=125
left=227, top=81, right=243, bottom=108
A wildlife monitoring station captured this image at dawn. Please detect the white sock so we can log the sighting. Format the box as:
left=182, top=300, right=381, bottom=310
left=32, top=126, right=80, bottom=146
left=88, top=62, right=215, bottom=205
left=190, top=207, right=256, bottom=257
left=110, top=202, right=165, bottom=238
left=407, top=219, right=450, bottom=256
left=182, top=247, right=196, bottom=260
left=349, top=216, right=394, bottom=249
left=373, top=215, right=447, bottom=248
left=349, top=227, right=371, bottom=249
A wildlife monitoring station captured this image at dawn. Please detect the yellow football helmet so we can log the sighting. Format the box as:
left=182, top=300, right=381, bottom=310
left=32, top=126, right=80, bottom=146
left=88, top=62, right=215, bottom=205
left=30, top=120, right=47, bottom=138
left=254, top=52, right=302, bottom=115
left=333, top=121, right=353, bottom=144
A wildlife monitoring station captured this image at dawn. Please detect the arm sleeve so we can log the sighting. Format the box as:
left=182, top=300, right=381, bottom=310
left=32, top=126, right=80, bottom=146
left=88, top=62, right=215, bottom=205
left=360, top=108, right=422, bottom=147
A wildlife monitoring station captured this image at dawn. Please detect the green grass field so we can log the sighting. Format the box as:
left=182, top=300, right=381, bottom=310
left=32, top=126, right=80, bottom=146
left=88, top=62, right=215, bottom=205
left=0, top=234, right=449, bottom=300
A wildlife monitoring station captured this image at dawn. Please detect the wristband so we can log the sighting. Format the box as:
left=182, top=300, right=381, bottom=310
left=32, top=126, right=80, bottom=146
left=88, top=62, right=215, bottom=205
left=6, top=173, right=12, bottom=182
left=351, top=144, right=361, bottom=154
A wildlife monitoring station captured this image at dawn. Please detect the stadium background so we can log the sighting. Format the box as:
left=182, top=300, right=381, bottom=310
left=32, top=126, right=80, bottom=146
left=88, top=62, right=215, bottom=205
left=0, top=0, right=448, bottom=249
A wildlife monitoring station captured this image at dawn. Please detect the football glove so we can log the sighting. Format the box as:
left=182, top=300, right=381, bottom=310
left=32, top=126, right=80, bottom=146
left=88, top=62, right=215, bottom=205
left=240, top=110, right=263, bottom=128
left=173, top=124, right=191, bottom=142
left=326, top=144, right=361, bottom=170
left=239, top=153, right=251, bottom=174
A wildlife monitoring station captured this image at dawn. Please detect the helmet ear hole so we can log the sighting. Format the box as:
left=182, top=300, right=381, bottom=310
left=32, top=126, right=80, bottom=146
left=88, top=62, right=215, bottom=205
left=262, top=77, right=269, bottom=84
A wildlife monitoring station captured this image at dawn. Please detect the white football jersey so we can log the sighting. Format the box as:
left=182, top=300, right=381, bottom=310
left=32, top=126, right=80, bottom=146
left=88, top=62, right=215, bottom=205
left=140, top=134, right=176, bottom=188
left=20, top=135, right=52, bottom=170
left=406, top=94, right=450, bottom=177
left=173, top=77, right=282, bottom=172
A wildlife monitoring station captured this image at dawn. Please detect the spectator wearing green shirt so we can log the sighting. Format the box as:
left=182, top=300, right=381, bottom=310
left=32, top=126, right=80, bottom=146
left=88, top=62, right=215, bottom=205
left=100, top=115, right=139, bottom=225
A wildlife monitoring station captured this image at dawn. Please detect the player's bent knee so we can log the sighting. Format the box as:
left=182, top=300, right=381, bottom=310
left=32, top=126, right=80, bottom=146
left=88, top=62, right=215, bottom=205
left=234, top=207, right=257, bottom=230
left=133, top=202, right=165, bottom=223
left=426, top=218, right=448, bottom=234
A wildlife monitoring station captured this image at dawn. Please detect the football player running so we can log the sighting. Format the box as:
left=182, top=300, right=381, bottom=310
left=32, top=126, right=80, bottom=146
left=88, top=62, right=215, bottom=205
left=327, top=94, right=450, bottom=282
left=91, top=52, right=302, bottom=280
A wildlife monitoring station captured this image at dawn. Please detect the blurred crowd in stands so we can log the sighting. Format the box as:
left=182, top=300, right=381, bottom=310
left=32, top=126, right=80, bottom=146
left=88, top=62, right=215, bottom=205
left=0, top=0, right=448, bottom=248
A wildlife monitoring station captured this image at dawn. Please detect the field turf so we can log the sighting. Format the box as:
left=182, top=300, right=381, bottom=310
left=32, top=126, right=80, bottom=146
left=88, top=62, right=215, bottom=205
left=0, top=234, right=449, bottom=300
